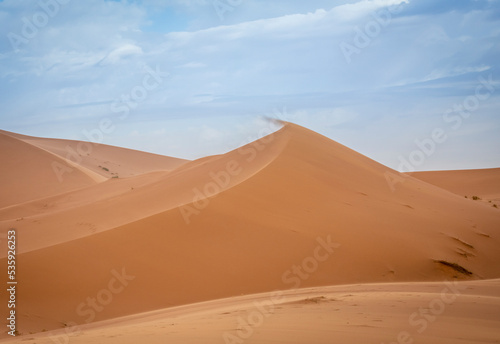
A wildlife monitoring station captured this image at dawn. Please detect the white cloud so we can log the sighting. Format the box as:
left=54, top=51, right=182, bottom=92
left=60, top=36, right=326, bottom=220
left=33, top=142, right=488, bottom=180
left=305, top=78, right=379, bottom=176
left=330, top=0, right=408, bottom=21
left=423, top=65, right=491, bottom=82
left=100, top=44, right=144, bottom=65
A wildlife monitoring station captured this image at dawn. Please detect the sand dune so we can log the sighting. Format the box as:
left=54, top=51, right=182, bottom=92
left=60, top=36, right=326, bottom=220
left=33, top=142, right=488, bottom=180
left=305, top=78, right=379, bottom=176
left=0, top=131, right=97, bottom=208
left=1, top=130, right=188, bottom=179
left=0, top=123, right=499, bottom=340
left=0, top=130, right=187, bottom=209
left=0, top=125, right=287, bottom=253
left=412, top=168, right=500, bottom=201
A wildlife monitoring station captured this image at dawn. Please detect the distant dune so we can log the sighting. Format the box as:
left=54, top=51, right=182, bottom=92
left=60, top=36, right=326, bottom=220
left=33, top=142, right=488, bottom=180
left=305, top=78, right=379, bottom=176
left=0, top=130, right=187, bottom=209
left=0, top=123, right=499, bottom=342
left=412, top=168, right=500, bottom=200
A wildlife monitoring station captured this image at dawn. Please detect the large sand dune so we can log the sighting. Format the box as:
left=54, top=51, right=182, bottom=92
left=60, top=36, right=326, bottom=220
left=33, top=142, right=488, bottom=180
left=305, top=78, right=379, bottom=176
left=0, top=123, right=499, bottom=341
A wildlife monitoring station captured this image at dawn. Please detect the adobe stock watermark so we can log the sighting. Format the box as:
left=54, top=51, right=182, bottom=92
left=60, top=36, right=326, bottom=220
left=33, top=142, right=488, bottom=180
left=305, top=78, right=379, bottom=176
left=212, top=0, right=243, bottom=21
left=51, top=64, right=169, bottom=182
left=381, top=280, right=465, bottom=344
left=222, top=235, right=340, bottom=344
left=179, top=112, right=285, bottom=225
left=385, top=74, right=496, bottom=192
left=48, top=267, right=135, bottom=344
left=339, top=1, right=407, bottom=64
left=7, top=0, right=70, bottom=53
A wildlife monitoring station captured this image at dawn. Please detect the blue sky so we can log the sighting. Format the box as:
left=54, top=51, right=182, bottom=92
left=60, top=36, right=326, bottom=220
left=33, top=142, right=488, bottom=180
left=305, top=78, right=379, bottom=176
left=0, top=0, right=499, bottom=171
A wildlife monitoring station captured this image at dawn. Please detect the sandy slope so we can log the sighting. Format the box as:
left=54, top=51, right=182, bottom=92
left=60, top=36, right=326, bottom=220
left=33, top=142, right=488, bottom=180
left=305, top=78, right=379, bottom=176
left=0, top=131, right=97, bottom=208
left=2, top=280, right=499, bottom=343
left=0, top=129, right=189, bottom=245
left=1, top=130, right=188, bottom=179
left=0, top=130, right=187, bottom=208
left=0, top=123, right=499, bottom=338
left=412, top=168, right=500, bottom=201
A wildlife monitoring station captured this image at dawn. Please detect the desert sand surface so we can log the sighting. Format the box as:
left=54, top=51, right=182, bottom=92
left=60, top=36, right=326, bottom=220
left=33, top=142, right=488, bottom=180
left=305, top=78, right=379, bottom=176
left=2, top=279, right=499, bottom=344
left=412, top=168, right=500, bottom=201
left=1, top=122, right=499, bottom=342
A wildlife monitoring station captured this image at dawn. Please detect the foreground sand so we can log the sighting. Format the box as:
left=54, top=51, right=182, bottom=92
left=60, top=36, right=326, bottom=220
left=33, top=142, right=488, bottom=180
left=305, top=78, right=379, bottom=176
left=1, top=122, right=499, bottom=341
left=1, top=279, right=499, bottom=343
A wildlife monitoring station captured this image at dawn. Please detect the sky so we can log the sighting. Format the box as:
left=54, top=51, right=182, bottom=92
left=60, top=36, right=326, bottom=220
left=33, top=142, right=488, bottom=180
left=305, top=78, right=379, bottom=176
left=0, top=0, right=499, bottom=171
